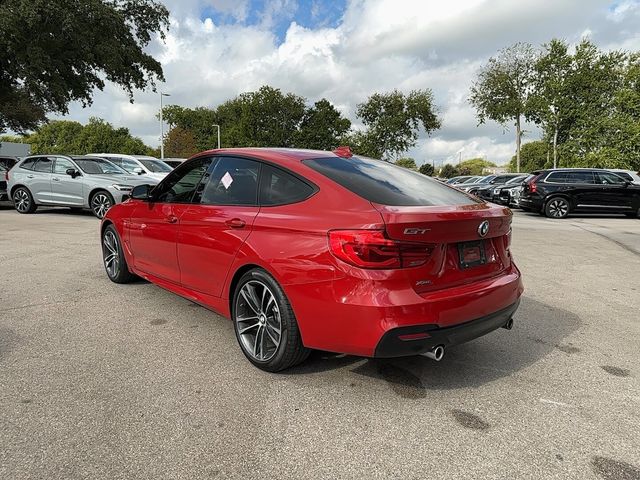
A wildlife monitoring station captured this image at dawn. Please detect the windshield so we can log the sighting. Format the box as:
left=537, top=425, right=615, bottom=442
left=139, top=159, right=172, bottom=173
left=74, top=158, right=128, bottom=175
left=305, top=156, right=478, bottom=207
left=462, top=176, right=480, bottom=184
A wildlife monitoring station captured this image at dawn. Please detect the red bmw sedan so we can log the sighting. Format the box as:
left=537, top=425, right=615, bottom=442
left=101, top=147, right=523, bottom=371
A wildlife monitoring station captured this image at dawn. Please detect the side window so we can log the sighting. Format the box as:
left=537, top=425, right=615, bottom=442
left=154, top=157, right=213, bottom=203
left=33, top=158, right=53, bottom=173
left=53, top=158, right=75, bottom=175
left=545, top=172, right=567, bottom=183
left=259, top=164, right=315, bottom=205
left=596, top=172, right=626, bottom=185
left=567, top=171, right=595, bottom=184
left=20, top=158, right=38, bottom=170
left=615, top=172, right=633, bottom=182
left=201, top=157, right=259, bottom=206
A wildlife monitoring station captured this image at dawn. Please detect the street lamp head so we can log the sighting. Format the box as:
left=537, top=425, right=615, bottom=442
left=160, top=92, right=171, bottom=97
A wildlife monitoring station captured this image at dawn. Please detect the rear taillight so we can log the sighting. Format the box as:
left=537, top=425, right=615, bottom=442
left=328, top=229, right=433, bottom=269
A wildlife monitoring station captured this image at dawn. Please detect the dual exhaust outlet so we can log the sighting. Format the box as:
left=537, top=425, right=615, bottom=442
left=420, top=318, right=514, bottom=362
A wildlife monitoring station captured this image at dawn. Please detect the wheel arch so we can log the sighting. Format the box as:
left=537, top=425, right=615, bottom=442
left=89, top=187, right=112, bottom=203
left=10, top=183, right=30, bottom=198
left=227, top=263, right=266, bottom=316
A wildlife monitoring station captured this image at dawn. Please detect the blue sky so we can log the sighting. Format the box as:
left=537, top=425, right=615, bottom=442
left=201, top=0, right=347, bottom=43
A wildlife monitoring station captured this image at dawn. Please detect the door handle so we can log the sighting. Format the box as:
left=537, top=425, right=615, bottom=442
left=225, top=218, right=246, bottom=228
left=167, top=215, right=178, bottom=224
left=52, top=177, right=60, bottom=182
left=27, top=175, right=34, bottom=179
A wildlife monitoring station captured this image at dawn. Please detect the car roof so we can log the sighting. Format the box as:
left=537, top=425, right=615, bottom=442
left=191, top=147, right=345, bottom=169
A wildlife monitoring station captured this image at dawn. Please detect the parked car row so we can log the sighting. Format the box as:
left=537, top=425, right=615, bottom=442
left=446, top=168, right=640, bottom=219
left=3, top=154, right=175, bottom=218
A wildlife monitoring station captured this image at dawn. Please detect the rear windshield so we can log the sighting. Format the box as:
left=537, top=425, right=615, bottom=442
left=304, top=156, right=479, bottom=206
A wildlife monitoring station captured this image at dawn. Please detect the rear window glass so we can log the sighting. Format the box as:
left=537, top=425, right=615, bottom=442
left=20, top=158, right=38, bottom=170
left=34, top=158, right=53, bottom=173
left=259, top=165, right=315, bottom=205
left=304, top=156, right=479, bottom=206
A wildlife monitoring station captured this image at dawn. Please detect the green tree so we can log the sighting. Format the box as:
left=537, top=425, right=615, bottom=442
left=439, top=164, right=459, bottom=178
left=232, top=86, right=306, bottom=147
left=507, top=140, right=550, bottom=172
left=0, top=0, right=169, bottom=133
left=295, top=99, right=351, bottom=150
left=528, top=39, right=573, bottom=169
left=164, top=86, right=307, bottom=150
left=418, top=163, right=434, bottom=176
left=162, top=105, right=218, bottom=152
left=456, top=158, right=497, bottom=175
left=469, top=43, right=538, bottom=172
left=337, top=131, right=380, bottom=158
left=356, top=89, right=441, bottom=160
left=23, top=118, right=153, bottom=155
left=394, top=158, right=418, bottom=170
left=164, top=126, right=199, bottom=158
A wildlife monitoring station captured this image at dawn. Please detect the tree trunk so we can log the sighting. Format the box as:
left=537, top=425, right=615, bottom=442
left=553, top=126, right=558, bottom=169
left=515, top=116, right=521, bottom=173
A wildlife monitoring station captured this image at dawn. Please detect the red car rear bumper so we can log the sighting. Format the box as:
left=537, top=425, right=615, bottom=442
left=285, top=264, right=524, bottom=357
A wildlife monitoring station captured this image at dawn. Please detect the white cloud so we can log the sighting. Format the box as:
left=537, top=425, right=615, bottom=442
left=55, top=0, right=640, bottom=165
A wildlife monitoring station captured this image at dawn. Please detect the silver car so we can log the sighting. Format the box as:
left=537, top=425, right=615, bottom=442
left=7, top=155, right=159, bottom=218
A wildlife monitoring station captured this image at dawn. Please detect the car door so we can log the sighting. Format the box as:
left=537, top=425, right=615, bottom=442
left=593, top=171, right=634, bottom=211
left=128, top=157, right=213, bottom=283
left=29, top=157, right=54, bottom=203
left=50, top=157, right=84, bottom=205
left=177, top=156, right=261, bottom=297
left=563, top=171, right=598, bottom=207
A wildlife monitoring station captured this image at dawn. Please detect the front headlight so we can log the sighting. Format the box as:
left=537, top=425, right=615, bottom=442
left=112, top=184, right=133, bottom=191
left=493, top=188, right=501, bottom=195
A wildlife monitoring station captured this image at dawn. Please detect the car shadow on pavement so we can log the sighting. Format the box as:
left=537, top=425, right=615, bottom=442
left=286, top=297, right=581, bottom=392
left=32, top=207, right=95, bottom=217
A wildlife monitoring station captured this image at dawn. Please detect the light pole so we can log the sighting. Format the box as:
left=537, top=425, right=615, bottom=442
left=159, top=92, right=170, bottom=159
left=213, top=124, right=221, bottom=149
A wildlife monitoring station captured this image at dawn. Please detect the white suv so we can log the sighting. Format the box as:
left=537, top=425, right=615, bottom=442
left=87, top=154, right=172, bottom=182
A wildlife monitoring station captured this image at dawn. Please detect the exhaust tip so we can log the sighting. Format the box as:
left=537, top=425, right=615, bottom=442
left=503, top=318, right=514, bottom=330
left=422, top=345, right=445, bottom=362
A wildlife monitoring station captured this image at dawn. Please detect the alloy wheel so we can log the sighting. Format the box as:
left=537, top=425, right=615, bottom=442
left=235, top=280, right=282, bottom=362
left=14, top=189, right=30, bottom=213
left=547, top=198, right=568, bottom=218
left=92, top=193, right=112, bottom=219
left=102, top=230, right=120, bottom=278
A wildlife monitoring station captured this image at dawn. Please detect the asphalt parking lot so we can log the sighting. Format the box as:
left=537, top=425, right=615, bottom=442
left=1, top=206, right=639, bottom=480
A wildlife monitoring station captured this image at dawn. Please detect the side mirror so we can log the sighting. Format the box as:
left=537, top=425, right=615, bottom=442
left=133, top=167, right=145, bottom=175
left=131, top=184, right=153, bottom=201
left=66, top=168, right=79, bottom=178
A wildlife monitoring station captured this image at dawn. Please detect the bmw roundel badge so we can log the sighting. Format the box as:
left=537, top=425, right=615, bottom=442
left=478, top=220, right=490, bottom=237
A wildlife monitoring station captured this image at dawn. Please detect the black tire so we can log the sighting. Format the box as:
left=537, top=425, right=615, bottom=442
left=232, top=268, right=310, bottom=372
left=545, top=197, right=570, bottom=219
left=90, top=190, right=114, bottom=219
left=12, top=187, right=37, bottom=214
left=101, top=224, right=136, bottom=284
